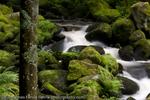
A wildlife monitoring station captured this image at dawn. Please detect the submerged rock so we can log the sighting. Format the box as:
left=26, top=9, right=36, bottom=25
left=118, top=76, right=139, bottom=95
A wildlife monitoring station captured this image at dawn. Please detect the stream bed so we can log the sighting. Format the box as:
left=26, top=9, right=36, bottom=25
left=45, top=23, right=150, bottom=100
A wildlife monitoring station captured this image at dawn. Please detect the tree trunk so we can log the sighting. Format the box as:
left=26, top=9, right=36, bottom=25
left=20, top=0, right=39, bottom=100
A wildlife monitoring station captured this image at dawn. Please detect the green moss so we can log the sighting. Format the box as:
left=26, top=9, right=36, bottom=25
left=38, top=70, right=67, bottom=91
left=38, top=50, right=58, bottom=68
left=86, top=0, right=120, bottom=22
left=70, top=80, right=101, bottom=100
left=79, top=47, right=102, bottom=65
left=0, top=4, right=13, bottom=15
left=112, top=18, right=135, bottom=45
left=67, top=60, right=99, bottom=81
left=97, top=66, right=122, bottom=96
left=129, top=30, right=146, bottom=43
left=0, top=50, right=16, bottom=67
left=37, top=20, right=58, bottom=44
left=42, top=82, right=65, bottom=95
left=101, top=54, right=119, bottom=75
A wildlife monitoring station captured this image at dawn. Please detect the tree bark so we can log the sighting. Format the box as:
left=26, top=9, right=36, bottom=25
left=20, top=0, right=39, bottom=100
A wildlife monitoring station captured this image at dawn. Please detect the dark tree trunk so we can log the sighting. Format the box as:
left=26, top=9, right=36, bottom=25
left=20, top=0, right=39, bottom=99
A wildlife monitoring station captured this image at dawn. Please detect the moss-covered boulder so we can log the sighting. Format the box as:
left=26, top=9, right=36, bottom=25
left=131, top=2, right=150, bottom=38
left=38, top=50, right=59, bottom=70
left=70, top=80, right=102, bottom=100
left=0, top=50, right=16, bottom=67
left=85, top=23, right=112, bottom=43
left=100, top=54, right=119, bottom=75
left=67, top=59, right=99, bottom=81
left=97, top=66, right=122, bottom=96
left=129, top=30, right=146, bottom=43
left=37, top=19, right=58, bottom=45
left=79, top=47, right=102, bottom=64
left=68, top=45, right=105, bottom=55
left=41, top=82, right=65, bottom=96
left=38, top=70, right=68, bottom=91
left=86, top=0, right=120, bottom=23
left=133, top=39, right=150, bottom=60
left=112, top=18, right=135, bottom=45
left=118, top=76, right=139, bottom=95
left=119, top=45, right=134, bottom=61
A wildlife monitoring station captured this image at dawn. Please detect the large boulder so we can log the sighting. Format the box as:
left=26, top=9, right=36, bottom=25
left=119, top=45, right=134, bottom=61
left=133, top=39, right=150, bottom=60
left=67, top=59, right=99, bottom=81
left=68, top=45, right=105, bottom=55
left=86, top=0, right=120, bottom=23
left=100, top=54, right=119, bottom=75
left=131, top=2, right=150, bottom=38
left=112, top=18, right=135, bottom=45
left=79, top=47, right=102, bottom=65
left=38, top=70, right=68, bottom=91
left=145, top=64, right=150, bottom=78
left=118, top=76, right=139, bottom=95
left=69, top=80, right=101, bottom=100
left=129, top=30, right=146, bottom=43
left=85, top=23, right=112, bottom=44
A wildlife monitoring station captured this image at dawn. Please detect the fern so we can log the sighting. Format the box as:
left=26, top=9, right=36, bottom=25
left=0, top=71, right=18, bottom=85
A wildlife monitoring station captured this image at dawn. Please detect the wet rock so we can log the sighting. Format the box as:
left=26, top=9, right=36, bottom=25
left=145, top=64, right=150, bottom=78
left=127, top=97, right=136, bottom=100
left=146, top=93, right=150, bottom=100
left=133, top=39, right=150, bottom=60
left=85, top=23, right=112, bottom=44
left=131, top=2, right=150, bottom=38
left=112, top=18, right=135, bottom=45
left=52, top=29, right=65, bottom=42
left=68, top=45, right=105, bottom=55
left=38, top=70, right=68, bottom=91
left=119, top=45, right=134, bottom=61
left=118, top=76, right=139, bottom=95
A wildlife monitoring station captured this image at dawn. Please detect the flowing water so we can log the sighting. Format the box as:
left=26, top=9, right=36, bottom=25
left=48, top=24, right=150, bottom=100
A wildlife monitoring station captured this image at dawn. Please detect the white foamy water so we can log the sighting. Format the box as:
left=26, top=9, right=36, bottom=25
left=58, top=24, right=150, bottom=100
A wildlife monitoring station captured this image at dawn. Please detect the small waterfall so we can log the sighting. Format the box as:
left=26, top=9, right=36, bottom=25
left=55, top=24, right=150, bottom=99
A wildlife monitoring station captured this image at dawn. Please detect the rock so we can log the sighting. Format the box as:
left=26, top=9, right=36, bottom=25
left=38, top=50, right=59, bottom=70
left=38, top=70, right=68, bottom=91
left=86, top=0, right=120, bottom=23
left=85, top=23, right=112, bottom=44
left=145, top=64, right=150, bottom=78
left=69, top=80, right=101, bottom=100
left=67, top=59, right=99, bottom=81
left=129, top=30, right=146, bottom=43
left=127, top=97, right=136, bottom=100
left=100, top=54, right=119, bottom=75
left=41, top=82, right=65, bottom=96
left=146, top=93, right=150, bottom=100
left=112, top=18, right=135, bottom=45
left=118, top=76, right=139, bottom=95
left=68, top=45, right=105, bottom=55
left=79, top=47, right=102, bottom=65
left=133, top=39, right=150, bottom=60
left=119, top=45, right=134, bottom=61
left=52, top=28, right=65, bottom=42
left=131, top=2, right=150, bottom=38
